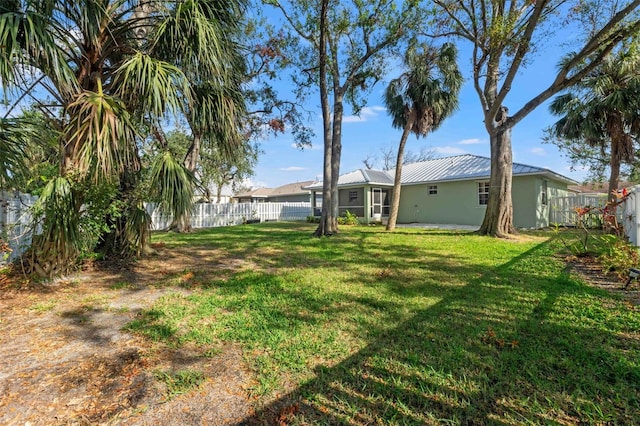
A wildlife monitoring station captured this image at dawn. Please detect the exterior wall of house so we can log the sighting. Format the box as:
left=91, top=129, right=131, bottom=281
left=397, top=176, right=571, bottom=228
left=513, top=176, right=572, bottom=228
left=397, top=180, right=486, bottom=225
left=267, top=194, right=311, bottom=203
left=512, top=177, right=539, bottom=228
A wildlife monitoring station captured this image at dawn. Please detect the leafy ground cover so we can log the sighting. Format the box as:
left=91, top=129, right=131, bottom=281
left=120, top=223, right=640, bottom=425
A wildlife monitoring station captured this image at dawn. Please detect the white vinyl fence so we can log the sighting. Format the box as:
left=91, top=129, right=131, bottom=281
left=549, top=194, right=611, bottom=226
left=147, top=201, right=312, bottom=230
left=623, top=185, right=640, bottom=246
left=1, top=194, right=311, bottom=264
left=1, top=191, right=38, bottom=263
left=550, top=187, right=640, bottom=247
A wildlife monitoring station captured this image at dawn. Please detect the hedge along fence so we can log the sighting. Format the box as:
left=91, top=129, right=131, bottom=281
left=1, top=194, right=312, bottom=264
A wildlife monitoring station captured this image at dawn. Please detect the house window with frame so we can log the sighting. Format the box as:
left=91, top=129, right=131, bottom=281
left=349, top=190, right=358, bottom=202
left=541, top=180, right=548, bottom=205
left=478, top=182, right=490, bottom=205
left=428, top=185, right=438, bottom=195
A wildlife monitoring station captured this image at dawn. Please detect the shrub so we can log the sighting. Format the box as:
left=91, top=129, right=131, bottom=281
left=337, top=210, right=359, bottom=226
left=306, top=215, right=320, bottom=223
left=599, top=235, right=640, bottom=281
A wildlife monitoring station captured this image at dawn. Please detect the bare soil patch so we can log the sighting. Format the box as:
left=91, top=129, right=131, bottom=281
left=567, top=255, right=640, bottom=306
left=0, top=246, right=255, bottom=425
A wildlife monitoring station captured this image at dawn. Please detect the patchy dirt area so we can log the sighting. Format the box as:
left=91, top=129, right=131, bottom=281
left=567, top=255, right=640, bottom=306
left=0, top=246, right=256, bottom=426
left=1, top=244, right=638, bottom=426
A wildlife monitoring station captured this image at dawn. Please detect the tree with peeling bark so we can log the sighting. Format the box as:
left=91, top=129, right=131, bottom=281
left=548, top=44, right=640, bottom=203
left=383, top=43, right=462, bottom=231
left=264, top=0, right=427, bottom=236
left=433, top=0, right=640, bottom=237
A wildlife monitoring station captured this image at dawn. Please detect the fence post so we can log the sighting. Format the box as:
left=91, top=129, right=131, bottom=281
left=624, top=185, right=640, bottom=247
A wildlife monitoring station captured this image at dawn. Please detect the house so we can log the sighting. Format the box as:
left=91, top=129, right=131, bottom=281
left=233, top=180, right=314, bottom=203
left=233, top=187, right=273, bottom=203
left=305, top=154, right=577, bottom=229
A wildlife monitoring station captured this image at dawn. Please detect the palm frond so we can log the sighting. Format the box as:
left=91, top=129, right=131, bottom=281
left=190, top=82, right=246, bottom=161
left=0, top=116, right=30, bottom=187
left=151, top=0, right=246, bottom=81
left=112, top=52, right=191, bottom=118
left=148, top=150, right=196, bottom=219
left=124, top=203, right=151, bottom=256
left=384, top=42, right=462, bottom=137
left=64, top=88, right=137, bottom=183
left=28, top=176, right=82, bottom=277
left=0, top=6, right=77, bottom=96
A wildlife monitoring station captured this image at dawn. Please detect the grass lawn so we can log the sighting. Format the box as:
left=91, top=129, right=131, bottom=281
left=125, top=222, right=640, bottom=425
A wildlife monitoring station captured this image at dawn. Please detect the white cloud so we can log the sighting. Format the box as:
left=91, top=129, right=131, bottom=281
left=433, top=146, right=467, bottom=155
left=280, top=166, right=307, bottom=172
left=342, top=106, right=386, bottom=123
left=530, top=147, right=546, bottom=155
left=457, top=138, right=482, bottom=145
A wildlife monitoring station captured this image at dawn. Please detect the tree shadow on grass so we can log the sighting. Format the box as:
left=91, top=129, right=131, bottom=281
left=238, top=240, right=640, bottom=425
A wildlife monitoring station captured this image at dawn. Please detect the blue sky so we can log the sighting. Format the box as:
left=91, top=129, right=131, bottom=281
left=247, top=10, right=590, bottom=190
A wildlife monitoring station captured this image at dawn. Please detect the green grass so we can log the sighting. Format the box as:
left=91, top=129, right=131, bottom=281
left=125, top=223, right=640, bottom=425
left=154, top=369, right=206, bottom=399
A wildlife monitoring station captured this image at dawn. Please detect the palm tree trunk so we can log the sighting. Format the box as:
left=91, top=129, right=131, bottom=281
left=608, top=139, right=621, bottom=203
left=386, top=113, right=415, bottom=231
left=606, top=113, right=626, bottom=203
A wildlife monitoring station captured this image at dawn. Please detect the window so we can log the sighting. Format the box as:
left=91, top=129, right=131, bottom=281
left=428, top=185, right=438, bottom=195
left=349, top=190, right=358, bottom=202
left=541, top=180, right=548, bottom=205
left=478, top=182, right=490, bottom=205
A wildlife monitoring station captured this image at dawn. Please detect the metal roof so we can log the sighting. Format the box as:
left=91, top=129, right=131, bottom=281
left=305, top=169, right=394, bottom=189
left=305, top=154, right=576, bottom=189
left=395, top=154, right=576, bottom=185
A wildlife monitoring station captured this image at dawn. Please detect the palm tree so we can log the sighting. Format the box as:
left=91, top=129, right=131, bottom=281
left=383, top=43, right=462, bottom=231
left=0, top=0, right=247, bottom=276
left=549, top=46, right=640, bottom=203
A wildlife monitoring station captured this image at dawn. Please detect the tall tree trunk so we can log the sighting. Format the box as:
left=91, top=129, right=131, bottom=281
left=184, top=134, right=201, bottom=172
left=314, top=0, right=334, bottom=237
left=608, top=139, right=621, bottom=203
left=606, top=113, right=627, bottom=203
left=478, top=126, right=516, bottom=237
left=386, top=113, right=415, bottom=231
left=329, top=95, right=344, bottom=234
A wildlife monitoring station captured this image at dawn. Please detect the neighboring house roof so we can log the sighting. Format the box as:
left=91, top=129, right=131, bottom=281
left=234, top=187, right=272, bottom=199
left=568, top=181, right=638, bottom=194
left=305, top=154, right=577, bottom=190
left=234, top=180, right=314, bottom=199
left=268, top=180, right=315, bottom=197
